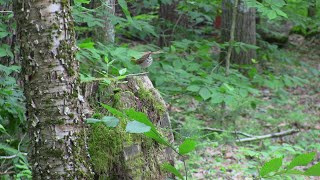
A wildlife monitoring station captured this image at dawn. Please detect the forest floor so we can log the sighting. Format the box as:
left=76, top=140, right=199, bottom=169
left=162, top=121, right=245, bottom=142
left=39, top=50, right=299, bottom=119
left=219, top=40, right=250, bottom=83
left=172, top=36, right=320, bottom=180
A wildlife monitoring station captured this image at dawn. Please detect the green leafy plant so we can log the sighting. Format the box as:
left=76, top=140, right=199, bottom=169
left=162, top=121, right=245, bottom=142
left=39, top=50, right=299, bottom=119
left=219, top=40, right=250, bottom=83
left=86, top=105, right=198, bottom=180
left=259, top=152, right=320, bottom=178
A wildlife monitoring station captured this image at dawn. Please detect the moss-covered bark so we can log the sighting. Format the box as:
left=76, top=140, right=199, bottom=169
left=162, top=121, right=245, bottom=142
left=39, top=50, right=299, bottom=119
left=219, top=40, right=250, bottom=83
left=89, top=75, right=174, bottom=179
left=13, top=0, right=93, bottom=178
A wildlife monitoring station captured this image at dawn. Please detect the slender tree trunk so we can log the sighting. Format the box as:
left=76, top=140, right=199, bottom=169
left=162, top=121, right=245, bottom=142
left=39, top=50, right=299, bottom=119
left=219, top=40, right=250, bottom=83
left=308, top=0, right=317, bottom=17
left=13, top=0, right=93, bottom=178
left=158, top=0, right=187, bottom=47
left=92, top=0, right=115, bottom=43
left=220, top=0, right=256, bottom=65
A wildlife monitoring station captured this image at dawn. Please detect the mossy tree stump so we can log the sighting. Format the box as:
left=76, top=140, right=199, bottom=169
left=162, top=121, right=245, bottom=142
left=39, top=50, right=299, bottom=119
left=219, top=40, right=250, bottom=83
left=89, top=75, right=174, bottom=179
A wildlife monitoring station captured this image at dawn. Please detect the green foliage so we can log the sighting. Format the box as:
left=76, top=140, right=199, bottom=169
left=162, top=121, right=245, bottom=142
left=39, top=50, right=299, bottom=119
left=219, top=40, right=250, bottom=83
left=179, top=139, right=197, bottom=155
left=245, top=0, right=288, bottom=19
left=126, top=120, right=151, bottom=133
left=0, top=0, right=317, bottom=178
left=161, top=163, right=184, bottom=180
left=86, top=116, right=120, bottom=127
left=259, top=152, right=320, bottom=178
left=260, top=157, right=283, bottom=177
left=0, top=65, right=25, bottom=134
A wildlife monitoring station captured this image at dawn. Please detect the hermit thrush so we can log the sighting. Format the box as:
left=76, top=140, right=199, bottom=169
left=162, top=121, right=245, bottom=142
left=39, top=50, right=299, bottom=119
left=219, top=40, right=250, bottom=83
left=133, top=51, right=162, bottom=68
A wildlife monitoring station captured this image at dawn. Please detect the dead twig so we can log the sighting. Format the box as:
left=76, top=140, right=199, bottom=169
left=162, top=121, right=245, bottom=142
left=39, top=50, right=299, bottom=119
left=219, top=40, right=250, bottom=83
left=201, top=127, right=253, bottom=137
left=236, top=129, right=300, bottom=143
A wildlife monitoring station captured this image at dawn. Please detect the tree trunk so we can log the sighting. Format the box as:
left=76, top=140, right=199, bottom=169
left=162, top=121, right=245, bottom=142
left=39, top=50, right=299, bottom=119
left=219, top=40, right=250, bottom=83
left=220, top=0, right=256, bottom=65
left=13, top=0, right=93, bottom=178
left=89, top=75, right=175, bottom=179
left=158, top=0, right=187, bottom=47
left=92, top=0, right=115, bottom=43
left=308, top=0, right=317, bottom=17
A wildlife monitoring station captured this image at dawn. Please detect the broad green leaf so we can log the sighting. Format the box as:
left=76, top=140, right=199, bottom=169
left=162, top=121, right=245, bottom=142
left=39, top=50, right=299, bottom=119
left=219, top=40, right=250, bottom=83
left=0, top=124, right=6, bottom=133
left=170, top=45, right=176, bottom=53
left=118, top=0, right=141, bottom=30
left=126, top=121, right=151, bottom=133
left=222, top=83, right=234, bottom=92
left=285, top=169, right=304, bottom=175
left=199, top=87, right=211, bottom=100
left=267, top=11, right=277, bottom=20
left=125, top=109, right=170, bottom=146
left=260, top=157, right=283, bottom=177
left=128, top=50, right=143, bottom=59
left=100, top=103, right=125, bottom=118
left=144, top=130, right=169, bottom=146
left=86, top=116, right=119, bottom=127
left=125, top=109, right=155, bottom=128
left=304, top=162, right=320, bottom=176
left=161, top=163, right=184, bottom=180
left=210, top=90, right=224, bottom=104
left=0, top=45, right=13, bottom=58
left=187, top=85, right=201, bottom=92
left=78, top=41, right=95, bottom=49
left=119, top=68, right=127, bottom=75
left=275, top=9, right=287, bottom=18
left=287, top=152, right=316, bottom=170
left=179, top=139, right=197, bottom=155
left=239, top=89, right=248, bottom=97
left=0, top=31, right=9, bottom=38
left=80, top=74, right=97, bottom=83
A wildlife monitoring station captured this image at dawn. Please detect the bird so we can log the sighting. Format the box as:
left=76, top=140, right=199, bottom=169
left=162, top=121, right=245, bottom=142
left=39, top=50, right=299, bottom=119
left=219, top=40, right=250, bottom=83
left=133, top=51, right=162, bottom=68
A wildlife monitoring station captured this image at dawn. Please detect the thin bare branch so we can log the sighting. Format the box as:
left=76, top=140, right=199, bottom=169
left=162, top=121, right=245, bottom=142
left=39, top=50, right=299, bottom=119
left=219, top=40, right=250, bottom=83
left=236, top=129, right=299, bottom=143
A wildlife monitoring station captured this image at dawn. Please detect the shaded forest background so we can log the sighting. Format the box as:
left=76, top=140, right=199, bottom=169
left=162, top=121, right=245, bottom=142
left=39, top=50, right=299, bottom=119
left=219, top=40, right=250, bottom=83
left=0, top=0, right=320, bottom=179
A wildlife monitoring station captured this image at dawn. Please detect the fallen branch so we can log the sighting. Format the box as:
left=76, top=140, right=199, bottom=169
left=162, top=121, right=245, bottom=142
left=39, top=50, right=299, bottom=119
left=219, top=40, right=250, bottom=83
left=201, top=127, right=253, bottom=137
left=236, top=129, right=300, bottom=143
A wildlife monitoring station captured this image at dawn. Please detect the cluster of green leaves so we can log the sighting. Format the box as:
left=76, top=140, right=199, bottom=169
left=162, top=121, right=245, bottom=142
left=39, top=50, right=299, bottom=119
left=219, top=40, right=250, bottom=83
left=0, top=7, right=14, bottom=59
left=284, top=0, right=320, bottom=35
left=0, top=143, right=31, bottom=179
left=0, top=1, right=30, bottom=178
left=245, top=0, right=288, bottom=20
left=260, top=152, right=320, bottom=178
left=0, top=65, right=25, bottom=133
left=0, top=45, right=29, bottom=180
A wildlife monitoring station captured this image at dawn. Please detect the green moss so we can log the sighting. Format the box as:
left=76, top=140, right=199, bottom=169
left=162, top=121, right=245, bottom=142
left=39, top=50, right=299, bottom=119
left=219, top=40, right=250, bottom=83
left=88, top=79, right=168, bottom=178
left=88, top=123, right=127, bottom=174
left=43, top=148, right=64, bottom=158
left=136, top=83, right=166, bottom=116
left=73, top=130, right=94, bottom=178
left=56, top=119, right=64, bottom=125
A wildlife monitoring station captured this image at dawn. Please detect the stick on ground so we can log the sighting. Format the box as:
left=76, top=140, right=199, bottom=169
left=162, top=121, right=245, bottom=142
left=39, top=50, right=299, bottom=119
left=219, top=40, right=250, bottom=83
left=236, top=129, right=300, bottom=143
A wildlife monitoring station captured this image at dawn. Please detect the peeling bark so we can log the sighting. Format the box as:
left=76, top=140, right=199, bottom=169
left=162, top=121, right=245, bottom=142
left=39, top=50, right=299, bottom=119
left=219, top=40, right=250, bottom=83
left=13, top=0, right=93, bottom=178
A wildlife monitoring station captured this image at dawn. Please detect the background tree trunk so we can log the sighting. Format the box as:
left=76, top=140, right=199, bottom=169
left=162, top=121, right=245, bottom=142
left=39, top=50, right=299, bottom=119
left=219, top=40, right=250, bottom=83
left=13, top=0, right=93, bottom=178
left=220, top=0, right=256, bottom=65
left=158, top=0, right=187, bottom=47
left=308, top=0, right=317, bottom=17
left=93, top=0, right=116, bottom=43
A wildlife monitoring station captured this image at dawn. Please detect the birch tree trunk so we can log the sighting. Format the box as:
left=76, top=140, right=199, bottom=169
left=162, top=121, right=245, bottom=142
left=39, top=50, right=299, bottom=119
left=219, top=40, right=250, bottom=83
left=220, top=0, right=256, bottom=65
left=13, top=0, right=93, bottom=178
